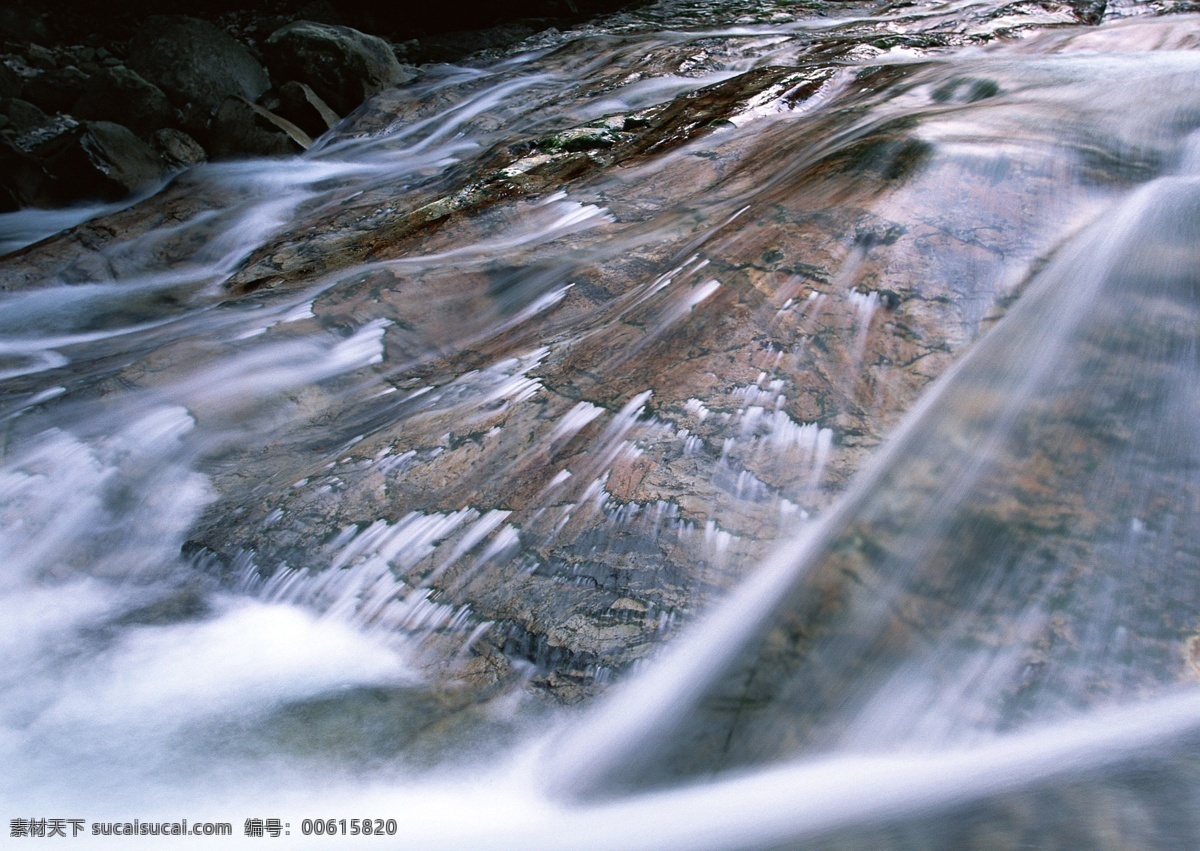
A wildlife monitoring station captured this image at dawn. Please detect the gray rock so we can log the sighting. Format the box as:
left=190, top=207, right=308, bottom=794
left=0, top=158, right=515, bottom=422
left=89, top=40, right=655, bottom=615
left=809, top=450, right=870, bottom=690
left=0, top=116, right=162, bottom=208
left=0, top=8, right=51, bottom=47
left=127, top=16, right=270, bottom=131
left=2, top=106, right=81, bottom=158
left=62, top=121, right=167, bottom=199
left=207, top=96, right=313, bottom=159
left=274, top=80, right=341, bottom=138
left=1, top=98, right=51, bottom=137
left=263, top=21, right=416, bottom=116
left=72, top=67, right=176, bottom=136
left=26, top=45, right=56, bottom=71
left=0, top=139, right=46, bottom=211
left=22, top=67, right=90, bottom=115
left=151, top=128, right=207, bottom=170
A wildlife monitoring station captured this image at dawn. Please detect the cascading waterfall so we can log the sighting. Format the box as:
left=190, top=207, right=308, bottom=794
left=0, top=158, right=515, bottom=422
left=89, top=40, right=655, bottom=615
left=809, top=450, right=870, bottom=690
left=4, top=0, right=1200, bottom=847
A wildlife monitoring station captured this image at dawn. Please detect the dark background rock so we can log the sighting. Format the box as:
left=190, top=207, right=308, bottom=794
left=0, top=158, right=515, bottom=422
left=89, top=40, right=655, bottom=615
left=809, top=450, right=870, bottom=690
left=0, top=115, right=167, bottom=208
left=0, top=64, right=23, bottom=100
left=151, top=127, right=207, bottom=170
left=0, top=139, right=47, bottom=211
left=207, top=96, right=312, bottom=158
left=270, top=80, right=340, bottom=137
left=0, top=105, right=80, bottom=206
left=3, top=109, right=81, bottom=159
left=400, top=24, right=541, bottom=65
left=1, top=98, right=50, bottom=137
left=262, top=21, right=415, bottom=116
left=71, top=67, right=176, bottom=135
left=0, top=0, right=647, bottom=208
left=21, top=66, right=89, bottom=114
left=0, top=6, right=53, bottom=45
left=0, top=0, right=646, bottom=59
left=51, top=120, right=166, bottom=200
left=25, top=45, right=57, bottom=71
left=126, top=16, right=270, bottom=131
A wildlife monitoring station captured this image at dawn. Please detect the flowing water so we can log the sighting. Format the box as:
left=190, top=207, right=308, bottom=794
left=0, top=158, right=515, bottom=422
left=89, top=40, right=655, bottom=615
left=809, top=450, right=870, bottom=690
left=4, top=0, right=1200, bottom=847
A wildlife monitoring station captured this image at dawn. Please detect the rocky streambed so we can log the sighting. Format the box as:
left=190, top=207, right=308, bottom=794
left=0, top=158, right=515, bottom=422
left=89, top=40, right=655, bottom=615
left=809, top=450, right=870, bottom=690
left=4, top=0, right=1200, bottom=844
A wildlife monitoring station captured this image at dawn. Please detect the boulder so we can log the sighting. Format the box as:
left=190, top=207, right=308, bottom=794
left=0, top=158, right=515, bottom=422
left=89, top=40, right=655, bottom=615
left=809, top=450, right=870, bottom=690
left=127, top=16, right=270, bottom=131
left=1, top=98, right=53, bottom=138
left=0, top=64, right=22, bottom=100
left=72, top=67, right=176, bottom=135
left=2, top=105, right=81, bottom=159
left=272, top=80, right=341, bottom=138
left=25, top=45, right=57, bottom=71
left=0, top=7, right=51, bottom=47
left=0, top=116, right=164, bottom=207
left=22, top=66, right=89, bottom=115
left=207, top=96, right=312, bottom=159
left=52, top=121, right=166, bottom=200
left=263, top=21, right=416, bottom=115
left=151, top=128, right=207, bottom=170
left=0, top=139, right=47, bottom=211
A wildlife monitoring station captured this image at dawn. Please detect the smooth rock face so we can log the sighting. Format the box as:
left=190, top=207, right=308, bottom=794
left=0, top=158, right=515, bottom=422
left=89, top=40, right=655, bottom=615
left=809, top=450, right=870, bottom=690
left=263, top=21, right=417, bottom=115
left=72, top=67, right=176, bottom=136
left=127, top=16, right=270, bottom=129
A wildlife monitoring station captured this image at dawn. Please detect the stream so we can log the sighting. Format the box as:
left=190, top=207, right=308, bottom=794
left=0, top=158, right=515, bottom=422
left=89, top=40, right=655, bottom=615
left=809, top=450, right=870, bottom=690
left=3, top=0, right=1200, bottom=847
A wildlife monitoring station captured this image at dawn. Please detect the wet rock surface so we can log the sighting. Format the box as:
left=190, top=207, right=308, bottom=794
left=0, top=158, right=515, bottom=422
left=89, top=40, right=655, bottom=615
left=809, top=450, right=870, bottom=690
left=595, top=190, right=1200, bottom=790
left=4, top=2, right=1200, bottom=842
left=4, top=1, right=1185, bottom=711
left=3, top=0, right=1200, bottom=782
